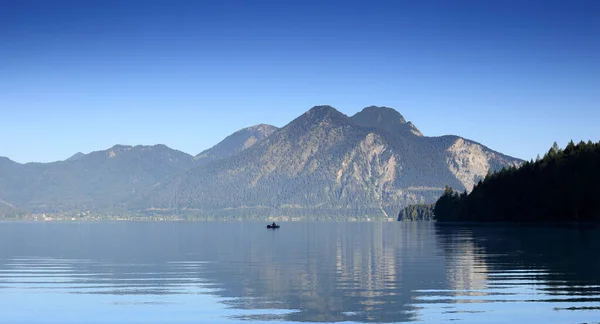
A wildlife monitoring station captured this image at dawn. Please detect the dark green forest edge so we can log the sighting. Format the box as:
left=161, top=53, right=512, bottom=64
left=397, top=204, right=435, bottom=221
left=431, top=140, right=600, bottom=222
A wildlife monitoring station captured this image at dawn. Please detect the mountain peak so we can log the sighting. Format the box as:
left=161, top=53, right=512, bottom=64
left=356, top=106, right=407, bottom=123
left=306, top=105, right=338, bottom=114
left=108, top=144, right=133, bottom=151
left=302, top=105, right=348, bottom=122
left=351, top=106, right=422, bottom=136
left=283, top=105, right=350, bottom=132
left=0, top=156, right=16, bottom=164
left=194, top=123, right=278, bottom=164
left=360, top=106, right=407, bottom=123
left=66, top=152, right=86, bottom=161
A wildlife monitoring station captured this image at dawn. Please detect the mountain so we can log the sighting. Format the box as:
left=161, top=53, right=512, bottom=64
left=195, top=124, right=278, bottom=166
left=0, top=157, right=34, bottom=216
left=0, top=145, right=195, bottom=213
left=66, top=152, right=86, bottom=161
left=0, top=105, right=522, bottom=219
left=134, top=106, right=521, bottom=219
left=351, top=106, right=423, bottom=136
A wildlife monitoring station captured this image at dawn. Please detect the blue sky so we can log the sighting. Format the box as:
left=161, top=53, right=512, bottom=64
left=1, top=0, right=598, bottom=163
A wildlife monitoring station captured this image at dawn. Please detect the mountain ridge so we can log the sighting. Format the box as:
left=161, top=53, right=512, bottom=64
left=0, top=105, right=522, bottom=219
left=195, top=123, right=278, bottom=166
left=131, top=105, right=521, bottom=219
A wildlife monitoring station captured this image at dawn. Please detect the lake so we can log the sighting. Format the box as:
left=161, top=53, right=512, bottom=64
left=0, top=221, right=598, bottom=323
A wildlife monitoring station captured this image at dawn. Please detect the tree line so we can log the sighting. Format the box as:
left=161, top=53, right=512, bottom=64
left=397, top=204, right=435, bottom=221
left=433, top=140, right=600, bottom=222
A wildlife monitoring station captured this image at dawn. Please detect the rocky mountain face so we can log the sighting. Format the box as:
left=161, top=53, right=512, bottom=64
left=0, top=106, right=522, bottom=219
left=134, top=106, right=521, bottom=219
left=195, top=124, right=278, bottom=166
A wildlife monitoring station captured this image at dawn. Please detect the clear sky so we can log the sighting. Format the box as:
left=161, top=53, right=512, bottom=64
left=1, top=0, right=599, bottom=163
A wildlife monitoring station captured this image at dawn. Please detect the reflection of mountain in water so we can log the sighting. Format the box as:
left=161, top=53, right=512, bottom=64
left=197, top=222, right=448, bottom=322
left=1, top=222, right=599, bottom=323
left=439, top=229, right=489, bottom=296
left=0, top=222, right=450, bottom=323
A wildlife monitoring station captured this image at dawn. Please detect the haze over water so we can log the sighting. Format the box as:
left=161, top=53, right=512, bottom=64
left=0, top=221, right=598, bottom=323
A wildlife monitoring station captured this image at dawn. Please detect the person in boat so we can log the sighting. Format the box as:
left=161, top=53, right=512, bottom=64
left=271, top=222, right=277, bottom=227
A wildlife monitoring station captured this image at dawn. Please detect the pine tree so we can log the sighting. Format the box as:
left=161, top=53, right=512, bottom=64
left=432, top=140, right=600, bottom=222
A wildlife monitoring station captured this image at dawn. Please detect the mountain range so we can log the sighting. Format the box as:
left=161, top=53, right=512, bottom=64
left=0, top=106, right=522, bottom=220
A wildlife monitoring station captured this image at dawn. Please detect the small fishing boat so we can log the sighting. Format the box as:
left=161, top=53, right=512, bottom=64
left=266, top=223, right=280, bottom=229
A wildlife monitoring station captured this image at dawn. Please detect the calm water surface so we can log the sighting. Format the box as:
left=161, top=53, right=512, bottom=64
left=0, top=221, right=599, bottom=323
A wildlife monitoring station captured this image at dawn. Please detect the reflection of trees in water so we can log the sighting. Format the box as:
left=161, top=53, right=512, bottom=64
left=435, top=224, right=600, bottom=297
left=200, top=222, right=448, bottom=322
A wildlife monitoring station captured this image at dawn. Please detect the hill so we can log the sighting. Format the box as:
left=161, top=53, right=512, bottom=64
left=0, top=145, right=196, bottom=213
left=434, top=140, right=600, bottom=222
